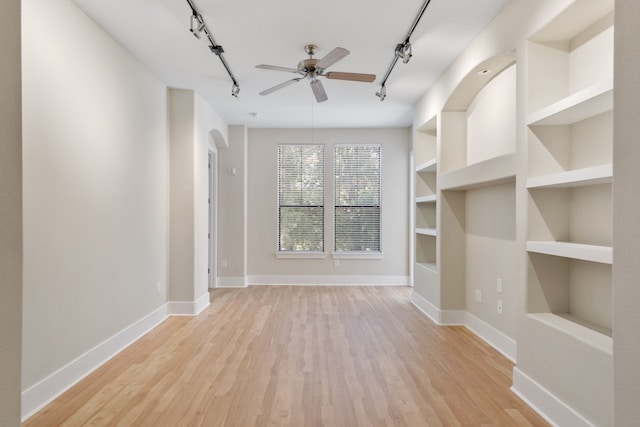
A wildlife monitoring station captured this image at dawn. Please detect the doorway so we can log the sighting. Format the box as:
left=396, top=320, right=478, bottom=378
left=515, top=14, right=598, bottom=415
left=208, top=150, right=218, bottom=289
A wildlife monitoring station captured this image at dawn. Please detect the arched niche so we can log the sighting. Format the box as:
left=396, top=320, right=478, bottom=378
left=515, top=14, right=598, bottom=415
left=209, top=128, right=228, bottom=149
left=444, top=52, right=516, bottom=112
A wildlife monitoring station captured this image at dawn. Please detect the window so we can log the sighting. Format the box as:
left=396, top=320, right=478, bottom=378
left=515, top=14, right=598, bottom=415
left=277, top=144, right=324, bottom=252
left=334, top=144, right=381, bottom=253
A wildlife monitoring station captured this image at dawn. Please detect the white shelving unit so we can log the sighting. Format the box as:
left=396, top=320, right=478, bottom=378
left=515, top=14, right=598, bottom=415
left=520, top=5, right=615, bottom=424
left=526, top=5, right=614, bottom=337
left=413, top=116, right=439, bottom=303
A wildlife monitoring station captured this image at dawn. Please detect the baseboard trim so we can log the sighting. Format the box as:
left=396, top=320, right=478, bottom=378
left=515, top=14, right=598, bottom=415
left=21, top=304, right=170, bottom=421
left=411, top=291, right=516, bottom=362
left=248, top=275, right=410, bottom=286
left=511, top=368, right=596, bottom=427
left=464, top=312, right=517, bottom=362
left=216, top=276, right=248, bottom=288
left=411, top=291, right=440, bottom=323
left=169, top=293, right=211, bottom=316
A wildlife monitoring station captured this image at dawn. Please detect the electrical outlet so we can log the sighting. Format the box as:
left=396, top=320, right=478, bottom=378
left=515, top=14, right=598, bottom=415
left=155, top=282, right=161, bottom=296
left=334, top=259, right=340, bottom=267
left=496, top=278, right=503, bottom=293
left=497, top=300, right=503, bottom=315
left=475, top=290, right=482, bottom=303
left=221, top=259, right=228, bottom=268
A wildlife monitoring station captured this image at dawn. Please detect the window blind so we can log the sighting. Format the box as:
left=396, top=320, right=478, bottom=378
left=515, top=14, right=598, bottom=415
left=334, top=144, right=381, bottom=252
left=278, top=144, right=324, bottom=252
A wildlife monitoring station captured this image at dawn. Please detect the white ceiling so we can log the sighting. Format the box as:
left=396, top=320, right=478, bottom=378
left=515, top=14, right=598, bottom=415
left=72, top=0, right=511, bottom=128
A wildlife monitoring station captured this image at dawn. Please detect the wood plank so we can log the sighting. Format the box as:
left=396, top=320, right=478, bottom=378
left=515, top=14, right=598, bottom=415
left=23, top=287, right=549, bottom=427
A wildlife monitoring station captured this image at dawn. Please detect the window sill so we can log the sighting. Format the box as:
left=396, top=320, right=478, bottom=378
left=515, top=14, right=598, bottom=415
left=332, top=252, right=384, bottom=260
left=275, top=251, right=327, bottom=259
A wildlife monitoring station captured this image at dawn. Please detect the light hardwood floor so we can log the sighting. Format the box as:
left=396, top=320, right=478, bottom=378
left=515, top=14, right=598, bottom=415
left=24, top=286, right=548, bottom=426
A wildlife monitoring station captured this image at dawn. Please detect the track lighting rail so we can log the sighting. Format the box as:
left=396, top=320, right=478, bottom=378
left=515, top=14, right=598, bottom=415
left=186, top=0, right=240, bottom=97
left=376, top=0, right=433, bottom=101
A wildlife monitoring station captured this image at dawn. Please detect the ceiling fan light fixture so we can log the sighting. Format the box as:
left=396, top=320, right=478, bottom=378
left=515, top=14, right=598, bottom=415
left=256, top=45, right=375, bottom=103
left=376, top=86, right=387, bottom=101
left=231, top=84, right=240, bottom=98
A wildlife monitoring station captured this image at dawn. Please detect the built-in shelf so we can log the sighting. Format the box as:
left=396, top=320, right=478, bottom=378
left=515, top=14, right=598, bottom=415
left=415, top=262, right=437, bottom=274
left=416, top=195, right=437, bottom=204
left=526, top=241, right=612, bottom=264
left=416, top=228, right=437, bottom=237
left=439, top=153, right=516, bottom=191
left=528, top=313, right=612, bottom=354
left=416, top=158, right=437, bottom=173
left=526, top=164, right=612, bottom=189
left=527, top=79, right=613, bottom=126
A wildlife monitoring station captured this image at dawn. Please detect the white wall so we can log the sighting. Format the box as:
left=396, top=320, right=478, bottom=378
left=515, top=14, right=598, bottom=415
left=22, top=0, right=168, bottom=405
left=0, top=0, right=23, bottom=424
left=169, top=89, right=228, bottom=301
left=465, top=183, right=517, bottom=339
left=217, top=126, right=248, bottom=287
left=247, top=128, right=410, bottom=284
left=613, top=1, right=640, bottom=424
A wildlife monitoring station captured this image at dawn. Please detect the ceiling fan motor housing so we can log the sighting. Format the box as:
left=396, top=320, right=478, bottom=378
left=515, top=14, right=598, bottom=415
left=298, top=58, right=320, bottom=77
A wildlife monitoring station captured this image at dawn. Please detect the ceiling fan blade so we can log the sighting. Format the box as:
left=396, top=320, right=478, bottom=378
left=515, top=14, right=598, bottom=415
left=310, top=79, right=328, bottom=103
left=316, top=47, right=350, bottom=70
left=255, top=64, right=300, bottom=73
left=259, top=77, right=304, bottom=96
left=325, top=72, right=376, bottom=83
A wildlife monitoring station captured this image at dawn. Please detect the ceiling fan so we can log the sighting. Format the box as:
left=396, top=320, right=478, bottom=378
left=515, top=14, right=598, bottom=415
left=256, top=44, right=376, bottom=103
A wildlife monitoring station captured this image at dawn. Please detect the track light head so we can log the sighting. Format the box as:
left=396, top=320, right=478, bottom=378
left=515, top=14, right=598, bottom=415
left=231, top=84, right=240, bottom=98
left=375, top=86, right=387, bottom=102
left=395, top=42, right=412, bottom=64
left=190, top=14, right=205, bottom=39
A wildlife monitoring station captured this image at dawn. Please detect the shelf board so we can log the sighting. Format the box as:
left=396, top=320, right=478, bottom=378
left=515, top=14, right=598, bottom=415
left=416, top=194, right=437, bottom=204
left=439, top=153, right=516, bottom=191
left=416, top=228, right=437, bottom=237
left=527, top=79, right=613, bottom=126
left=526, top=164, right=612, bottom=189
left=526, top=241, right=612, bottom=264
left=528, top=313, right=612, bottom=354
left=416, top=158, right=437, bottom=173
left=415, top=262, right=437, bottom=274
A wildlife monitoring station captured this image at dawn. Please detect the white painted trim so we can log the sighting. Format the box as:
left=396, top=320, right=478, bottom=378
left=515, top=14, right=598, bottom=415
left=216, top=276, right=248, bottom=288
left=411, top=291, right=440, bottom=323
left=275, top=251, right=327, bottom=259
left=511, top=368, right=596, bottom=427
left=464, top=312, right=517, bottom=362
left=169, top=293, right=211, bottom=316
left=248, top=275, right=410, bottom=286
left=21, top=304, right=170, bottom=421
left=411, top=292, right=516, bottom=362
left=332, top=251, right=384, bottom=260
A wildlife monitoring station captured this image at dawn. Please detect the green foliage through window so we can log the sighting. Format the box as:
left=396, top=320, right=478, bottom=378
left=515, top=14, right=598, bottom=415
left=278, top=144, right=324, bottom=251
left=334, top=145, right=381, bottom=252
